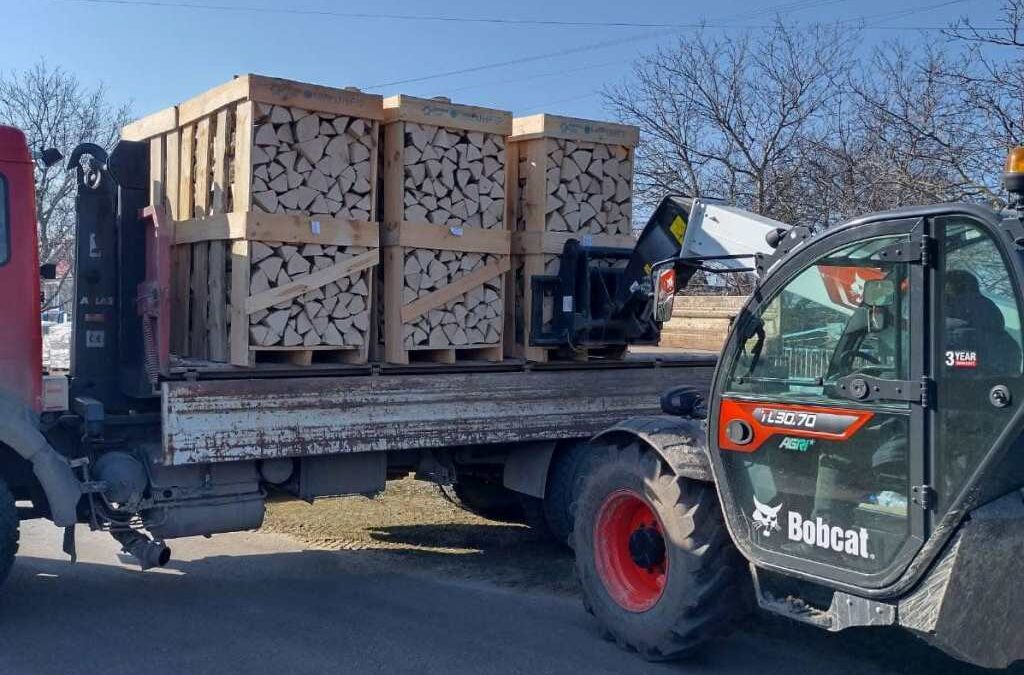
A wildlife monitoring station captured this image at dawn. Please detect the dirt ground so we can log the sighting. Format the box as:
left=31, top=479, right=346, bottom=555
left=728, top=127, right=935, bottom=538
left=263, top=477, right=579, bottom=595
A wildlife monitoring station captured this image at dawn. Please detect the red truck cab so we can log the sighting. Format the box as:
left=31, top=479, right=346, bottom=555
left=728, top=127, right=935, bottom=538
left=0, top=126, right=42, bottom=413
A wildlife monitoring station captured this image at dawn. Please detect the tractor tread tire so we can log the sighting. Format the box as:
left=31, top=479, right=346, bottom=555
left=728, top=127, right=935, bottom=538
left=0, top=478, right=18, bottom=589
left=442, top=478, right=524, bottom=524
left=543, top=441, right=595, bottom=546
left=573, top=441, right=748, bottom=661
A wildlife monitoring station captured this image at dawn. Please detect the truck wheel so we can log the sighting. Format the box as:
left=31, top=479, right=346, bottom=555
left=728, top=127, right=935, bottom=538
left=573, top=442, right=747, bottom=660
left=0, top=477, right=18, bottom=588
left=443, top=477, right=524, bottom=523
left=543, top=441, right=594, bottom=545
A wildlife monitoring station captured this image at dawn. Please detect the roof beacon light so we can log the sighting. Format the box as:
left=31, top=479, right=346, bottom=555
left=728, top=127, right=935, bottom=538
left=1003, top=147, right=1024, bottom=201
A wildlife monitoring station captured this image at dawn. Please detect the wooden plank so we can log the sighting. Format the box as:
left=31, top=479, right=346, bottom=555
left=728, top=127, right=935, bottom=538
left=178, top=76, right=249, bottom=127
left=207, top=241, right=228, bottom=361
left=178, top=125, right=196, bottom=221
left=232, top=101, right=254, bottom=214
left=173, top=213, right=379, bottom=246
left=170, top=244, right=192, bottom=355
left=193, top=117, right=212, bottom=217
left=368, top=120, right=381, bottom=222
left=510, top=113, right=640, bottom=147
left=189, top=242, right=210, bottom=359
left=161, top=364, right=715, bottom=465
left=383, top=246, right=407, bottom=364
left=512, top=231, right=636, bottom=255
left=401, top=257, right=510, bottom=323
left=521, top=253, right=548, bottom=363
left=165, top=131, right=181, bottom=220
left=382, top=95, right=512, bottom=136
left=149, top=136, right=165, bottom=209
left=245, top=249, right=379, bottom=314
left=381, top=122, right=405, bottom=225
left=211, top=108, right=230, bottom=214
left=229, top=240, right=253, bottom=367
left=248, top=74, right=384, bottom=120
left=381, top=221, right=510, bottom=255
left=521, top=138, right=549, bottom=234
left=122, top=105, right=178, bottom=142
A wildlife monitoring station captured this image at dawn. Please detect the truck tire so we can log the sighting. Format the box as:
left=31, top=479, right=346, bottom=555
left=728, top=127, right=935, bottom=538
left=444, top=477, right=524, bottom=523
left=543, top=441, right=595, bottom=545
left=573, top=441, right=747, bottom=660
left=0, top=477, right=18, bottom=589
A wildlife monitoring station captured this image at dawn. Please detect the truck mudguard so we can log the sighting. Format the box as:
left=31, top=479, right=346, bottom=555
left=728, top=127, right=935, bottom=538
left=0, top=395, right=81, bottom=526
left=591, top=415, right=713, bottom=483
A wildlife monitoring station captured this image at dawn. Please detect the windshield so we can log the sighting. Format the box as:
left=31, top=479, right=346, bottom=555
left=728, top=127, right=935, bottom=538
left=726, top=235, right=910, bottom=405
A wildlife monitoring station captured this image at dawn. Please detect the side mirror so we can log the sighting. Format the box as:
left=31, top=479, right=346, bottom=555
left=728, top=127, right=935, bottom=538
left=40, top=263, right=57, bottom=280
left=652, top=265, right=677, bottom=323
left=862, top=279, right=895, bottom=307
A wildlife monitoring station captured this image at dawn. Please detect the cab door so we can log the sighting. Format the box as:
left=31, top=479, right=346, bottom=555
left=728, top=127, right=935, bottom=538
left=708, top=217, right=928, bottom=590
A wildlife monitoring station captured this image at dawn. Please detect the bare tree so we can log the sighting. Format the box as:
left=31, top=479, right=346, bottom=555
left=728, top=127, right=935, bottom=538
left=603, top=22, right=855, bottom=225
left=0, top=60, right=130, bottom=311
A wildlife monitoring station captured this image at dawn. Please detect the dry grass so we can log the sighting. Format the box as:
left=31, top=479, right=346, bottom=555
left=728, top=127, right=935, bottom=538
left=264, top=478, right=578, bottom=595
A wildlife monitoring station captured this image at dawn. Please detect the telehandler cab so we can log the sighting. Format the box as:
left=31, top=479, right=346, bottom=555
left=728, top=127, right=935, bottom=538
left=574, top=150, right=1024, bottom=670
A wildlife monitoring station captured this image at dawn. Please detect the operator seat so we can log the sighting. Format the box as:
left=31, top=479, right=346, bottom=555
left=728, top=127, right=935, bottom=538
left=944, top=270, right=1021, bottom=375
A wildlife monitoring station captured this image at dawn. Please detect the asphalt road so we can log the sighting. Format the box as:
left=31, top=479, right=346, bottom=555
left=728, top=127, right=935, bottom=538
left=0, top=520, right=1014, bottom=675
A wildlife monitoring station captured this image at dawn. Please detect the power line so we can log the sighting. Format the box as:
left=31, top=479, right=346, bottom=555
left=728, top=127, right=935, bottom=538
left=52, top=0, right=968, bottom=30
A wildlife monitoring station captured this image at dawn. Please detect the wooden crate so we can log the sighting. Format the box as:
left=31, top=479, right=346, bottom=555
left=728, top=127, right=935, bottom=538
left=173, top=212, right=379, bottom=366
left=123, top=74, right=385, bottom=366
left=380, top=95, right=513, bottom=364
left=505, top=114, right=640, bottom=362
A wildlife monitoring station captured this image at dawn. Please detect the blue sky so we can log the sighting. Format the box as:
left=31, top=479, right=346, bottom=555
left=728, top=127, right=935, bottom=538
left=0, top=0, right=998, bottom=124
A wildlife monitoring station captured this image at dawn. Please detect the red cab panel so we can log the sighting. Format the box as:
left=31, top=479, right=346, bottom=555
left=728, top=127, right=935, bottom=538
left=0, top=126, right=42, bottom=412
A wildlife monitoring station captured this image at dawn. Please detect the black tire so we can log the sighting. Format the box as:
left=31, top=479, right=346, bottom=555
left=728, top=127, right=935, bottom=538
left=573, top=441, right=748, bottom=660
left=543, top=441, right=595, bottom=545
left=443, top=477, right=524, bottom=523
left=519, top=494, right=557, bottom=541
left=0, top=477, right=18, bottom=589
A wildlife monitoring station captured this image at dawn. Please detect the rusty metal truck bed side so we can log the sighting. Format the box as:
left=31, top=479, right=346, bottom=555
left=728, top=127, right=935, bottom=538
left=161, top=359, right=715, bottom=465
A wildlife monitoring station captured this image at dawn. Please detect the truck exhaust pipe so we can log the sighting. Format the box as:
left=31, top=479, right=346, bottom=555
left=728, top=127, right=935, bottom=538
left=111, top=531, right=171, bottom=570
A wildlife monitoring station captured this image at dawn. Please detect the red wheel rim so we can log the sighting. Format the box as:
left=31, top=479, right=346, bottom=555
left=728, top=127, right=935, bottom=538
left=593, top=489, right=668, bottom=612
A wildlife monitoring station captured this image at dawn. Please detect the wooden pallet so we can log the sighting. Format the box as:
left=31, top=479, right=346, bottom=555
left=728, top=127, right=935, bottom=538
left=171, top=212, right=380, bottom=366
left=505, top=114, right=640, bottom=363
left=379, top=95, right=513, bottom=364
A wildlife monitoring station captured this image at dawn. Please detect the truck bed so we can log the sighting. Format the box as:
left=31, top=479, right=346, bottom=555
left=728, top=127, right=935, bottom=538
left=161, top=351, right=716, bottom=465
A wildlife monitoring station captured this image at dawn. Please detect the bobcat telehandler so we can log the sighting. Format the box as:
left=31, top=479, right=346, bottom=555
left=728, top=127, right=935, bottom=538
left=572, top=151, right=1024, bottom=670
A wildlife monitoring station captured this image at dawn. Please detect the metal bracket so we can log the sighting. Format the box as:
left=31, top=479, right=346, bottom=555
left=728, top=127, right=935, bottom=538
left=875, top=234, right=933, bottom=266
left=999, top=216, right=1024, bottom=250
left=751, top=565, right=897, bottom=632
left=912, top=484, right=937, bottom=510
left=834, top=374, right=933, bottom=407
left=755, top=226, right=813, bottom=279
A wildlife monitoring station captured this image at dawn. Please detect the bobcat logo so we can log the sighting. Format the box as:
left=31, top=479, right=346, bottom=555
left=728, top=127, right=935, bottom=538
left=752, top=497, right=782, bottom=537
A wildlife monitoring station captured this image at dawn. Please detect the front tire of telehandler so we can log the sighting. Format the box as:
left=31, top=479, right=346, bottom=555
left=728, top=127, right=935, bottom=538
left=573, top=441, right=748, bottom=660
left=0, top=477, right=19, bottom=589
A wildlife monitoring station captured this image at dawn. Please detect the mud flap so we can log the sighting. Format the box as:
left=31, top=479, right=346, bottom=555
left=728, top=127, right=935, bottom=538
left=898, top=490, right=1024, bottom=669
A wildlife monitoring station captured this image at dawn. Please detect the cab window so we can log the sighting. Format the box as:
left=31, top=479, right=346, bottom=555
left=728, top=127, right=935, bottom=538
left=726, top=235, right=910, bottom=404
left=0, top=174, right=8, bottom=266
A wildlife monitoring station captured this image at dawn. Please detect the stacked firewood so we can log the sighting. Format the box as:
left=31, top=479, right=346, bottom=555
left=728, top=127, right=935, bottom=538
left=244, top=241, right=371, bottom=348
left=401, top=248, right=503, bottom=348
left=401, top=123, right=506, bottom=229
left=524, top=139, right=633, bottom=235
left=250, top=104, right=375, bottom=220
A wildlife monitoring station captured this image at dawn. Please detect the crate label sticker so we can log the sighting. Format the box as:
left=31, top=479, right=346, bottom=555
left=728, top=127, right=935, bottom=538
left=85, top=330, right=105, bottom=348
left=311, top=220, right=321, bottom=235
left=562, top=295, right=574, bottom=312
left=88, top=233, right=101, bottom=259
left=449, top=225, right=464, bottom=237
left=945, top=350, right=977, bottom=368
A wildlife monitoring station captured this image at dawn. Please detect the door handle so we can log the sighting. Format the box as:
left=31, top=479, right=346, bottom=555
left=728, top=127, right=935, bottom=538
left=990, top=385, right=1012, bottom=408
